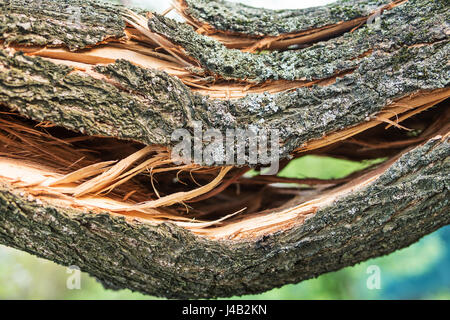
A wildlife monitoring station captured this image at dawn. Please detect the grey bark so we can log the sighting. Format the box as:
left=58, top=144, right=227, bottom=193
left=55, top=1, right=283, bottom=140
left=0, top=0, right=449, bottom=159
left=0, top=0, right=448, bottom=299
left=0, top=135, right=448, bottom=298
left=179, top=0, right=400, bottom=36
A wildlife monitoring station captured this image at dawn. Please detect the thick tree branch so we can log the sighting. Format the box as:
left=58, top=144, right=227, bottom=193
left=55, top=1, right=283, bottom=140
left=0, top=135, right=448, bottom=298
left=0, top=0, right=448, bottom=299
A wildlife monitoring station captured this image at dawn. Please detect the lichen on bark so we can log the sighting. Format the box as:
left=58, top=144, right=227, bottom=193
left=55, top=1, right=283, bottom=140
left=0, top=134, right=447, bottom=298
left=0, top=0, right=448, bottom=300
left=181, top=0, right=396, bottom=36
left=1, top=0, right=447, bottom=83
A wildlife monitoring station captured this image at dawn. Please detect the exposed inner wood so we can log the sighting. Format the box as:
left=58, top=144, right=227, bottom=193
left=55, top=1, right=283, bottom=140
left=4, top=8, right=356, bottom=100
left=0, top=92, right=446, bottom=240
left=173, top=0, right=407, bottom=52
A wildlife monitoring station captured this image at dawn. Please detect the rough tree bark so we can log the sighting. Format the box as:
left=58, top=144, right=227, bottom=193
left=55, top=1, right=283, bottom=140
left=0, top=0, right=448, bottom=298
